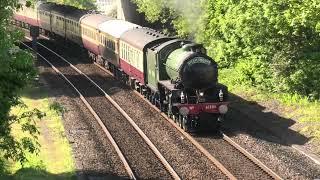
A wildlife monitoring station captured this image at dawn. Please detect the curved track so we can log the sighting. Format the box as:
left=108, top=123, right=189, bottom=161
left=22, top=41, right=179, bottom=179
left=22, top=36, right=283, bottom=179
left=91, top=56, right=283, bottom=180
left=132, top=84, right=282, bottom=180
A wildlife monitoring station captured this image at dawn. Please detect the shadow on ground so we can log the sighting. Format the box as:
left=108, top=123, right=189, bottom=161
left=222, top=93, right=310, bottom=146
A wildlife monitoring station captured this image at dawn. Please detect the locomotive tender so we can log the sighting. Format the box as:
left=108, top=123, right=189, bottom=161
left=14, top=1, right=229, bottom=132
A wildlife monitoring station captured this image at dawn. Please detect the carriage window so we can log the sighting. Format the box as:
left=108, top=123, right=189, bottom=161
left=124, top=44, right=126, bottom=60
left=126, top=44, right=129, bottom=60
left=123, top=44, right=126, bottom=59
left=126, top=45, right=129, bottom=60
left=121, top=44, right=124, bottom=59
left=121, top=43, right=123, bottom=58
left=123, top=44, right=125, bottom=58
left=130, top=48, right=132, bottom=61
left=120, top=43, right=123, bottom=58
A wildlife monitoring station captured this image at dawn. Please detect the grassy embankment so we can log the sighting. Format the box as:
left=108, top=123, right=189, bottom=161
left=220, top=69, right=320, bottom=151
left=0, top=84, right=75, bottom=179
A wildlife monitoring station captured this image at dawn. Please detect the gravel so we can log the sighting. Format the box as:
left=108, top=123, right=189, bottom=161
left=37, top=39, right=320, bottom=180
left=76, top=64, right=227, bottom=179
left=194, top=134, right=272, bottom=179
left=37, top=40, right=264, bottom=179
left=36, top=45, right=173, bottom=179
left=35, top=49, right=129, bottom=179
left=223, top=108, right=320, bottom=179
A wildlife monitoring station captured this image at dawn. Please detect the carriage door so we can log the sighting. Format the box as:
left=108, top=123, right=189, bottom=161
left=146, top=49, right=158, bottom=90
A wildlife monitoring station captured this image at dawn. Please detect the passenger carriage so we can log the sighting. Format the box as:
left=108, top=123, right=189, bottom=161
left=97, top=19, right=141, bottom=73
left=80, top=14, right=113, bottom=60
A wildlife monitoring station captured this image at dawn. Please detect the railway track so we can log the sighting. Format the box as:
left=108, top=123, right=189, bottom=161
left=131, top=77, right=283, bottom=180
left=89, top=52, right=282, bottom=180
left=22, top=37, right=283, bottom=179
left=22, top=41, right=178, bottom=179
left=21, top=40, right=231, bottom=179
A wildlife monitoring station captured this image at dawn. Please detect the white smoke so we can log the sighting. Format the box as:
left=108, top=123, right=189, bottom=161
left=166, top=0, right=205, bottom=37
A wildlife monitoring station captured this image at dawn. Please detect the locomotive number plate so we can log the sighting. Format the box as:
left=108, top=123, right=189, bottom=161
left=205, top=105, right=217, bottom=110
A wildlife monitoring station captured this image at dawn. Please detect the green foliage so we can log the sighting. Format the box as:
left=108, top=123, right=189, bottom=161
left=49, top=102, right=65, bottom=115
left=134, top=0, right=320, bottom=99
left=133, top=0, right=206, bottom=37
left=203, top=0, right=320, bottom=98
left=48, top=0, right=97, bottom=10
left=132, top=0, right=167, bottom=23
left=0, top=0, right=41, bottom=164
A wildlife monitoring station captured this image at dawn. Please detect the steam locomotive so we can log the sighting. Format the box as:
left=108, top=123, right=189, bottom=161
left=14, top=1, right=229, bottom=132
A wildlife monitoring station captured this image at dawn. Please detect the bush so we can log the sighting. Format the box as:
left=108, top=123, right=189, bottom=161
left=0, top=0, right=41, bottom=164
left=134, top=0, right=320, bottom=99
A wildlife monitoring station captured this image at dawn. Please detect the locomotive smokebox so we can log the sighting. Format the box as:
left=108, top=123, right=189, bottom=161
left=165, top=46, right=218, bottom=89
left=181, top=56, right=218, bottom=89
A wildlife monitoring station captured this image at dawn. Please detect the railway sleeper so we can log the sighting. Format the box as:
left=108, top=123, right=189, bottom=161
left=81, top=50, right=221, bottom=133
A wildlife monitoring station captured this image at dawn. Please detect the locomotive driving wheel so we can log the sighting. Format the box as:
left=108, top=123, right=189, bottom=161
left=182, top=116, right=191, bottom=132
left=178, top=115, right=183, bottom=128
left=172, top=114, right=178, bottom=123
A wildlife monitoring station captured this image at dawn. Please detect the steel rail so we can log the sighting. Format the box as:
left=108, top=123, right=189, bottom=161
left=93, top=62, right=237, bottom=180
left=21, top=42, right=136, bottom=180
left=109, top=63, right=282, bottom=180
left=26, top=35, right=281, bottom=179
left=94, top=61, right=283, bottom=180
left=17, top=25, right=301, bottom=180
left=32, top=41, right=181, bottom=180
left=134, top=85, right=283, bottom=180
left=221, top=132, right=283, bottom=180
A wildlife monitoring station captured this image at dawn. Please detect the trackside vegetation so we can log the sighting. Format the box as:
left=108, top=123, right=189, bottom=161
left=0, top=0, right=40, bottom=165
left=133, top=0, right=320, bottom=100
left=133, top=0, right=320, bottom=144
left=220, top=69, right=320, bottom=149
left=1, top=0, right=76, bottom=174
left=0, top=85, right=75, bottom=179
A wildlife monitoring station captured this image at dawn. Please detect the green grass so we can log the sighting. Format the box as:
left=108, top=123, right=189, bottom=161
left=220, top=68, right=320, bottom=146
left=0, top=85, right=75, bottom=179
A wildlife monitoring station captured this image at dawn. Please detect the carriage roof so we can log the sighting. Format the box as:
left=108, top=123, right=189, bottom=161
left=80, top=14, right=113, bottom=28
left=98, top=19, right=141, bottom=38
left=120, top=27, right=169, bottom=50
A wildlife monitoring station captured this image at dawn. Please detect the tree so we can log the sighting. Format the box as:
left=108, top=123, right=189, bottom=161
left=202, top=0, right=320, bottom=97
left=133, top=0, right=206, bottom=37
left=134, top=0, right=320, bottom=99
left=0, top=0, right=43, bottom=163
